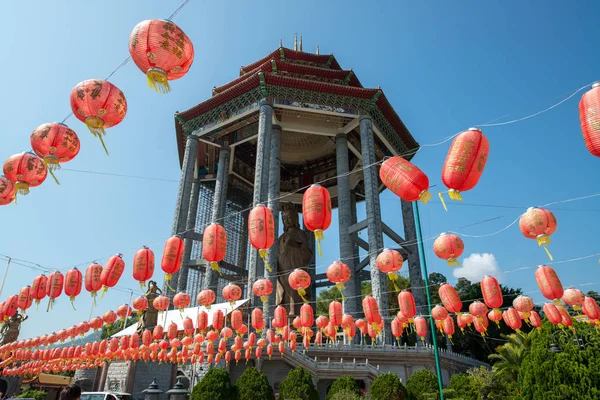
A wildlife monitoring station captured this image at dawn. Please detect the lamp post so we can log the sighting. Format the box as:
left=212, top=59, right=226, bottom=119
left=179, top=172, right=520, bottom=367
left=142, top=378, right=163, bottom=400
left=548, top=327, right=599, bottom=353
left=166, top=378, right=190, bottom=400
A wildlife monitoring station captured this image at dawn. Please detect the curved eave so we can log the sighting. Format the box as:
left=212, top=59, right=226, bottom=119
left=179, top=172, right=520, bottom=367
left=240, top=47, right=342, bottom=75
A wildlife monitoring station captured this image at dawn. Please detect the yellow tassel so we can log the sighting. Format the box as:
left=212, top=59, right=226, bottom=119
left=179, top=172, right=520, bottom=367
left=164, top=274, right=177, bottom=292
left=43, top=156, right=61, bottom=185
left=259, top=249, right=272, bottom=273
left=543, top=245, right=553, bottom=261
left=335, top=283, right=345, bottom=301
left=147, top=68, right=171, bottom=94
left=261, top=296, right=268, bottom=304
left=15, top=182, right=30, bottom=196
left=314, top=230, right=324, bottom=257
left=85, top=117, right=109, bottom=155
left=70, top=297, right=77, bottom=311
left=100, top=286, right=108, bottom=300
left=298, top=288, right=309, bottom=303
left=419, top=189, right=431, bottom=204
left=448, top=335, right=454, bottom=345
left=447, top=258, right=461, bottom=267
left=388, top=273, right=400, bottom=291
left=438, top=192, right=448, bottom=212
left=554, top=299, right=564, bottom=308
left=448, top=189, right=463, bottom=201
left=211, top=262, right=222, bottom=276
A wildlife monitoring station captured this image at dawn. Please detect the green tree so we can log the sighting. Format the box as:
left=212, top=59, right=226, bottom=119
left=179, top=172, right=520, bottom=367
left=328, top=390, right=361, bottom=400
left=234, top=367, right=274, bottom=400
left=326, top=375, right=360, bottom=400
left=191, top=368, right=235, bottom=400
left=586, top=290, right=600, bottom=302
left=17, top=389, right=47, bottom=400
left=370, top=372, right=407, bottom=400
left=448, top=373, right=476, bottom=400
left=488, top=331, right=535, bottom=390
left=405, top=369, right=439, bottom=400
left=464, top=367, right=514, bottom=400
left=278, top=367, right=319, bottom=400
left=100, top=314, right=139, bottom=339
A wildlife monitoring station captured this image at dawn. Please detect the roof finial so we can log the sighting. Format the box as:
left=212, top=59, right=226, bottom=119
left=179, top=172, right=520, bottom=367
left=279, top=38, right=283, bottom=48
left=294, top=33, right=297, bottom=51
left=316, top=45, right=319, bottom=55
left=300, top=35, right=303, bottom=51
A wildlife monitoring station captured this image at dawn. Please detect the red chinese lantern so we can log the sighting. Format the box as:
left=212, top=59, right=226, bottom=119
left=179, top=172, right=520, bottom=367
left=535, top=265, right=564, bottom=306
left=197, top=311, right=208, bottom=333
left=512, top=295, right=534, bottom=322
left=160, top=235, right=184, bottom=291
left=129, top=20, right=194, bottom=93
left=248, top=205, right=275, bottom=272
left=442, top=316, right=455, bottom=341
left=100, top=254, right=125, bottom=299
left=414, top=316, right=428, bottom=342
left=133, top=246, right=155, bottom=289
left=558, top=306, right=573, bottom=329
left=133, top=297, right=148, bottom=316
left=252, top=308, right=265, bottom=333
left=211, top=310, right=225, bottom=331
left=84, top=263, right=103, bottom=303
left=231, top=310, right=243, bottom=334
left=288, top=269, right=311, bottom=303
left=302, top=184, right=332, bottom=257
left=252, top=278, right=273, bottom=304
left=362, top=296, right=381, bottom=327
left=102, top=311, right=117, bottom=325
left=519, top=207, right=557, bottom=260
left=3, top=152, right=47, bottom=196
left=117, top=305, right=132, bottom=320
left=481, top=275, right=503, bottom=311
left=582, top=296, right=600, bottom=320
left=469, top=301, right=488, bottom=321
left=152, top=326, right=164, bottom=342
left=300, top=303, right=314, bottom=329
left=153, top=296, right=170, bottom=314
left=222, top=284, right=242, bottom=306
left=433, top=233, right=464, bottom=267
left=431, top=305, right=449, bottom=325
left=543, top=303, right=563, bottom=326
left=325, top=261, right=351, bottom=296
left=488, top=309, right=503, bottom=327
left=0, top=176, right=15, bottom=206
left=30, top=122, right=80, bottom=184
left=391, top=318, right=402, bottom=341
left=529, top=311, right=542, bottom=330
left=64, top=268, right=82, bottom=310
left=78, top=322, right=90, bottom=337
left=273, top=306, right=288, bottom=333
left=562, top=287, right=585, bottom=311
left=197, top=289, right=216, bottom=309
left=46, top=271, right=64, bottom=310
left=440, top=128, right=489, bottom=207
left=329, top=301, right=342, bottom=327
left=502, top=308, right=522, bottom=332
left=375, top=249, right=403, bottom=289
left=473, top=315, right=489, bottom=337
left=202, top=223, right=227, bottom=274
left=3, top=296, right=18, bottom=321
left=438, top=283, right=462, bottom=314
left=578, top=82, right=600, bottom=157
left=173, top=292, right=191, bottom=311
left=18, top=287, right=33, bottom=315
left=398, top=291, right=416, bottom=321
left=380, top=156, right=431, bottom=204
left=69, top=79, right=127, bottom=155
left=89, top=317, right=103, bottom=332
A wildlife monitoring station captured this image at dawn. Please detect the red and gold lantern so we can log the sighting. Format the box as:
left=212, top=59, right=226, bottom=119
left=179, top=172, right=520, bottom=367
left=18, top=286, right=33, bottom=315
left=46, top=271, right=64, bottom=310
left=562, top=287, right=585, bottom=311
left=375, top=249, right=403, bottom=289
left=129, top=20, right=194, bottom=93
left=100, top=254, right=125, bottom=299
left=3, top=296, right=18, bottom=321
left=102, top=311, right=117, bottom=325
left=488, top=309, right=503, bottom=327
left=288, top=269, right=311, bottom=303
left=473, top=315, right=489, bottom=337
left=481, top=275, right=503, bottom=311
left=529, top=311, right=542, bottom=330
left=326, top=261, right=351, bottom=296
left=202, top=223, right=226, bottom=274
left=69, top=79, right=127, bottom=154
left=197, top=289, right=216, bottom=309
left=380, top=156, right=431, bottom=204
left=161, top=236, right=184, bottom=291
left=469, top=301, right=488, bottom=321
left=252, top=308, right=265, bottom=333
left=3, top=152, right=47, bottom=196
left=84, top=263, right=103, bottom=303
left=519, top=207, right=557, bottom=260
left=153, top=296, right=170, bottom=314
left=502, top=308, right=522, bottom=332
left=0, top=176, right=15, bottom=206
left=117, top=305, right=132, bottom=320
left=433, top=233, right=464, bottom=267
left=414, top=316, right=428, bottom=342
left=197, top=311, right=208, bottom=333
left=362, top=296, right=381, bottom=327
left=132, top=246, right=154, bottom=289
left=64, top=268, right=82, bottom=310
left=398, top=291, right=416, bottom=321
left=582, top=296, right=600, bottom=321
left=30, top=122, right=80, bottom=184
left=329, top=301, right=342, bottom=327
left=431, top=305, right=449, bottom=325
left=89, top=317, right=103, bottom=332
left=133, top=297, right=148, bottom=316
left=248, top=205, right=275, bottom=272
left=442, top=316, right=455, bottom=341
left=173, top=292, right=191, bottom=311
left=512, top=295, right=534, bottom=322
left=211, top=310, right=225, bottom=331
left=438, top=283, right=462, bottom=314
left=222, top=284, right=242, bottom=307
left=543, top=303, right=563, bottom=326
left=300, top=303, right=314, bottom=329
left=252, top=278, right=273, bottom=304
left=578, top=82, right=600, bottom=157
left=302, top=184, right=332, bottom=257
left=535, top=265, right=564, bottom=306
left=272, top=306, right=287, bottom=333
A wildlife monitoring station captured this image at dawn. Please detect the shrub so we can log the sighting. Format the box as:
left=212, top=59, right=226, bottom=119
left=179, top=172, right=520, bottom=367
left=17, top=389, right=47, bottom=400
left=191, top=368, right=235, bottom=400
left=278, top=367, right=319, bottom=400
left=405, top=369, right=439, bottom=400
left=326, top=375, right=360, bottom=400
left=448, top=373, right=475, bottom=400
left=329, top=390, right=362, bottom=400
left=370, top=372, right=407, bottom=400
left=235, top=367, right=274, bottom=400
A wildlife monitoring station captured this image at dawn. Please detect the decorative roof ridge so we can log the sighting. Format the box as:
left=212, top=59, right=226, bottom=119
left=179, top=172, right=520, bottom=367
left=240, top=47, right=342, bottom=76
left=260, top=71, right=376, bottom=97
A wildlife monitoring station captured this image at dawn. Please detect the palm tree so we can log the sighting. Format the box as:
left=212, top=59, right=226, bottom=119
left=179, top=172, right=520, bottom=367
left=488, top=330, right=536, bottom=388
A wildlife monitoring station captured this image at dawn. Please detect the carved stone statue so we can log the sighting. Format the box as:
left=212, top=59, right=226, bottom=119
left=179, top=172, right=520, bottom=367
left=136, top=280, right=162, bottom=335
left=276, top=202, right=314, bottom=316
left=0, top=312, right=27, bottom=345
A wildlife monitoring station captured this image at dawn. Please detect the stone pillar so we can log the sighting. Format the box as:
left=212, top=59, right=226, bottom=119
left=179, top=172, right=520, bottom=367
left=349, top=192, right=363, bottom=317
left=167, top=134, right=198, bottom=297
left=202, top=146, right=231, bottom=291
left=359, top=115, right=390, bottom=343
left=335, top=134, right=358, bottom=316
left=401, top=199, right=427, bottom=316
left=177, top=176, right=201, bottom=293
left=248, top=99, right=273, bottom=306
left=265, top=125, right=282, bottom=317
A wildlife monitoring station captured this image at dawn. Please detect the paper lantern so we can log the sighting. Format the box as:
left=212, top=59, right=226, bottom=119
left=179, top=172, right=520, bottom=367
left=535, top=265, right=564, bottom=305
left=222, top=284, right=242, bottom=306
left=431, top=305, right=449, bottom=325
left=529, top=311, right=543, bottom=330
left=558, top=306, right=573, bottom=329
left=442, top=316, right=455, bottom=341
left=562, top=287, right=585, bottom=311
left=2, top=296, right=18, bottom=321
left=487, top=309, right=503, bottom=327
left=0, top=176, right=15, bottom=206
left=582, top=296, right=600, bottom=321
left=102, top=311, right=117, bottom=325
left=325, top=261, right=351, bottom=295
left=438, top=283, right=462, bottom=314
left=543, top=303, right=563, bottom=326
left=89, top=317, right=103, bottom=332
left=197, top=289, right=216, bottom=309
left=512, top=296, right=534, bottom=322
left=519, top=207, right=557, bottom=260
left=252, top=308, right=265, bottom=333
left=3, top=152, right=47, bottom=196
left=64, top=268, right=82, bottom=310
left=391, top=318, right=402, bottom=341
left=202, top=223, right=226, bottom=274
left=173, top=292, right=191, bottom=311
left=211, top=310, right=224, bottom=331
left=302, top=184, right=332, bottom=257
left=414, top=316, right=428, bottom=342
left=69, top=79, right=127, bottom=154
left=481, top=275, right=503, bottom=310
left=100, top=254, right=125, bottom=299
left=380, top=156, right=431, bottom=204
left=398, top=291, right=416, bottom=321
left=30, top=122, right=80, bottom=184
left=78, top=322, right=90, bottom=337
left=473, top=315, right=489, bottom=337
left=117, top=305, right=132, bottom=320
left=248, top=205, right=275, bottom=272
left=129, top=20, right=194, bottom=93
left=18, top=287, right=33, bottom=315
left=252, top=278, right=273, bottom=303
left=469, top=301, right=488, bottom=321
left=160, top=235, right=184, bottom=291
left=152, top=326, right=164, bottom=342
left=433, top=233, right=464, bottom=267
left=132, top=246, right=155, bottom=289
left=375, top=249, right=403, bottom=289
left=441, top=128, right=489, bottom=206
left=46, top=271, right=64, bottom=310
left=578, top=82, right=600, bottom=157
left=300, top=303, right=314, bottom=329
left=288, top=269, right=311, bottom=302
left=329, top=301, right=342, bottom=327
left=132, top=297, right=148, bottom=316
left=231, top=310, right=243, bottom=334
left=273, top=306, right=287, bottom=333
left=197, top=311, right=208, bottom=333
left=84, top=263, right=103, bottom=303
left=153, top=296, right=170, bottom=314
left=502, top=308, right=522, bottom=332
left=362, top=296, right=381, bottom=326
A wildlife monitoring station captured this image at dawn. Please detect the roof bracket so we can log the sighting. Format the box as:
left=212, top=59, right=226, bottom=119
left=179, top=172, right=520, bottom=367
left=344, top=70, right=354, bottom=85
left=271, top=59, right=278, bottom=73
left=325, top=55, right=334, bottom=68
left=369, top=89, right=382, bottom=108
left=279, top=47, right=286, bottom=60
left=258, top=72, right=268, bottom=98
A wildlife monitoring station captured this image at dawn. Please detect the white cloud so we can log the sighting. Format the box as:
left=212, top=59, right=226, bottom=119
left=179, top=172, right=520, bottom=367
left=452, top=253, right=502, bottom=283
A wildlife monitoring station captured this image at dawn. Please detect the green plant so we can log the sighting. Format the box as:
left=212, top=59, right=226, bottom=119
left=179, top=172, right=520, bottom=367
left=465, top=367, right=514, bottom=400
left=448, top=373, right=475, bottom=400
left=370, top=372, right=407, bottom=400
left=326, top=375, right=360, bottom=400
left=191, top=368, right=235, bottom=400
left=18, top=389, right=47, bottom=400
left=329, top=390, right=362, bottom=400
left=234, top=367, right=274, bottom=400
left=100, top=314, right=139, bottom=339
left=278, top=367, right=319, bottom=400
left=406, top=369, right=439, bottom=400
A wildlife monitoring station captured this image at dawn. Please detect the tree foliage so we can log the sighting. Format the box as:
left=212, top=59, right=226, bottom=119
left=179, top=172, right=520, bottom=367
left=370, top=372, right=407, bottom=400
left=488, top=331, right=535, bottom=387
left=234, top=367, right=274, bottom=400
left=464, top=367, right=514, bottom=400
left=100, top=314, right=139, bottom=339
left=191, top=368, right=235, bottom=400
left=405, top=369, right=439, bottom=400
left=278, top=367, right=319, bottom=400
left=17, top=389, right=47, bottom=400
left=326, top=375, right=360, bottom=400
left=328, top=390, right=362, bottom=400
left=448, top=373, right=476, bottom=399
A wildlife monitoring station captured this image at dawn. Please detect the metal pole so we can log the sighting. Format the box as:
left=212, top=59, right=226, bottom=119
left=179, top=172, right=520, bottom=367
left=0, top=258, right=11, bottom=298
left=413, top=201, right=445, bottom=399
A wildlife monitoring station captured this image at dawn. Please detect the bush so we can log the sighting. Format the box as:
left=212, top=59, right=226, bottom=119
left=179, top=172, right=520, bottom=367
left=234, top=367, right=274, bottom=400
left=191, top=368, right=235, bottom=400
left=278, top=367, right=319, bottom=400
left=405, top=370, right=439, bottom=400
left=326, top=375, right=360, bottom=400
left=329, top=390, right=362, bottom=400
left=17, top=389, right=47, bottom=400
left=370, top=372, right=407, bottom=400
left=448, top=373, right=475, bottom=400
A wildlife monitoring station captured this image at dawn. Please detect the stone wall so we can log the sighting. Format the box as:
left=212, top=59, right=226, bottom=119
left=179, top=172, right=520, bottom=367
left=104, top=362, right=130, bottom=393
left=260, top=359, right=292, bottom=395
left=73, top=368, right=100, bottom=391
left=130, top=361, right=174, bottom=400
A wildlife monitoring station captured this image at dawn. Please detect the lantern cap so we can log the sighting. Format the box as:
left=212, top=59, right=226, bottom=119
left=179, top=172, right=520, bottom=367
left=468, top=127, right=482, bottom=132
left=593, top=81, right=600, bottom=88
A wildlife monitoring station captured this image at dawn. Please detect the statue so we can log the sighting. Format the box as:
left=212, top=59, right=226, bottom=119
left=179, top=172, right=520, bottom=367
left=136, top=280, right=162, bottom=335
left=0, top=312, right=27, bottom=345
left=276, top=202, right=314, bottom=316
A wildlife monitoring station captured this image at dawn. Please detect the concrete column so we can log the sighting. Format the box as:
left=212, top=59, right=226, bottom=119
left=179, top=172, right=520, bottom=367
left=167, top=134, right=198, bottom=295
left=349, top=192, right=363, bottom=317
left=401, top=199, right=427, bottom=316
left=248, top=99, right=273, bottom=306
left=265, top=125, right=282, bottom=317
left=359, top=115, right=390, bottom=343
left=202, top=146, right=231, bottom=291
left=176, top=177, right=201, bottom=293
left=335, top=134, right=358, bottom=316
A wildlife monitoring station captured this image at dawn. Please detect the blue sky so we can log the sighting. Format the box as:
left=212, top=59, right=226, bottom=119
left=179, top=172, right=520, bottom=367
left=1, top=1, right=599, bottom=339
